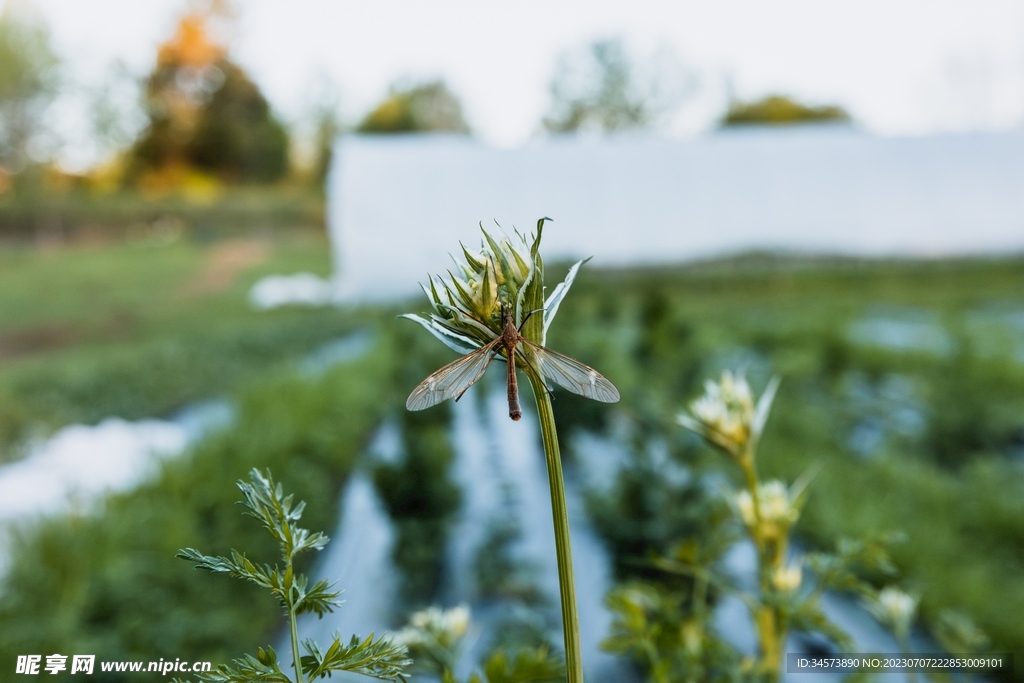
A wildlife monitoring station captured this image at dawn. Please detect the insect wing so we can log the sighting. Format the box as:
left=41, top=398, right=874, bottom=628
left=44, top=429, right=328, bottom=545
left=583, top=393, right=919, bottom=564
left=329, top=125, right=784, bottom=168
left=523, top=340, right=620, bottom=403
left=406, top=338, right=501, bottom=411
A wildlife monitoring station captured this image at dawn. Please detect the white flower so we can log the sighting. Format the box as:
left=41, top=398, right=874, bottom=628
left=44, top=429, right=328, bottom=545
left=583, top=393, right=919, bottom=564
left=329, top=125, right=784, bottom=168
left=771, top=560, right=803, bottom=593
left=866, top=587, right=917, bottom=640
left=735, top=480, right=801, bottom=541
left=394, top=604, right=471, bottom=649
left=679, top=371, right=779, bottom=455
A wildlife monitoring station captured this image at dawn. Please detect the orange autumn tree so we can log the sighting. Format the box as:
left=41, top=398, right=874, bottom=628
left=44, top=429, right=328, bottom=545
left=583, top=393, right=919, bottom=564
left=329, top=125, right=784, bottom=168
left=129, top=5, right=288, bottom=187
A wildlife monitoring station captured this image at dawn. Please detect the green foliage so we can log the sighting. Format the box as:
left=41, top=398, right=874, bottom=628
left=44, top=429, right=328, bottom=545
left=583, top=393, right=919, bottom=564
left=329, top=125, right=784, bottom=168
left=0, top=4, right=59, bottom=172
left=395, top=605, right=562, bottom=683
left=373, top=407, right=462, bottom=607
left=473, top=516, right=545, bottom=604
left=175, top=470, right=409, bottom=683
left=188, top=61, right=290, bottom=182
left=0, top=186, right=324, bottom=241
left=130, top=17, right=289, bottom=186
left=931, top=609, right=990, bottom=654
left=357, top=80, right=470, bottom=134
left=477, top=647, right=565, bottom=683
left=131, top=57, right=289, bottom=183
left=922, top=343, right=1024, bottom=468
left=721, top=95, right=849, bottom=127
left=602, top=372, right=913, bottom=682
left=0, top=232, right=340, bottom=459
left=585, top=447, right=732, bottom=582
left=544, top=37, right=690, bottom=133
left=803, top=534, right=902, bottom=597
left=553, top=256, right=1023, bottom=680
left=0, top=347, right=394, bottom=679
left=602, top=582, right=739, bottom=683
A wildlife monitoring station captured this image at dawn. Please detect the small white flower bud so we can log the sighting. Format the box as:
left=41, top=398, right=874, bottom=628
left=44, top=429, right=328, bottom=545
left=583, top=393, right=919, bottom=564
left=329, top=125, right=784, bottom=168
left=866, top=587, right=918, bottom=640
left=771, top=561, right=803, bottom=592
left=681, top=371, right=756, bottom=453
left=734, top=480, right=800, bottom=541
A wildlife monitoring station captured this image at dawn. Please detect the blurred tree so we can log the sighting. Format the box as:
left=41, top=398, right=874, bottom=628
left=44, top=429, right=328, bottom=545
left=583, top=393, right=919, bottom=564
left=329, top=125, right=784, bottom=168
left=543, top=37, right=693, bottom=134
left=357, top=80, right=470, bottom=134
left=311, top=107, right=340, bottom=183
left=129, top=7, right=288, bottom=185
left=0, top=3, right=59, bottom=177
left=721, top=94, right=850, bottom=127
left=188, top=60, right=289, bottom=181
left=293, top=70, right=342, bottom=186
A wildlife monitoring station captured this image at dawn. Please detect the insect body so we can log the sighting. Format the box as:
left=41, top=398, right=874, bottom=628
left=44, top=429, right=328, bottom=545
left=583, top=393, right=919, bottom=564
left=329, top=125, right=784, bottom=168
left=406, top=310, right=619, bottom=420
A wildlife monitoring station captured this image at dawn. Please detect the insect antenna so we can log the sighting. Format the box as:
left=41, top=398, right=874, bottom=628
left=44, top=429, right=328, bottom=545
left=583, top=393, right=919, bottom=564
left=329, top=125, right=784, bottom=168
left=518, top=307, right=546, bottom=332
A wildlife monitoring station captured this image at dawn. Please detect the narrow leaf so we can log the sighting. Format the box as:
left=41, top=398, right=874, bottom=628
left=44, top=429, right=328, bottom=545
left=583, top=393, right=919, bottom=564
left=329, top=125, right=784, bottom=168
left=398, top=314, right=478, bottom=355
left=752, top=376, right=781, bottom=438
left=543, top=258, right=588, bottom=340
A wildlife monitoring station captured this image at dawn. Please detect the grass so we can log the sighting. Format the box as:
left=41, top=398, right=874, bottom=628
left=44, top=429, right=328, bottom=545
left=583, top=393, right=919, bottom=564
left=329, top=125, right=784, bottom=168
left=0, top=229, right=357, bottom=459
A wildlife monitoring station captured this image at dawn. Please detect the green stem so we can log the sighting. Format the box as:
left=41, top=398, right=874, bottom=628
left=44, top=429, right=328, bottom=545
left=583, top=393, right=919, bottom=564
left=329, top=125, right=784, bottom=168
left=739, top=443, right=782, bottom=682
left=286, top=561, right=305, bottom=683
left=739, top=446, right=764, bottom=556
left=528, top=371, right=584, bottom=683
left=289, top=602, right=304, bottom=683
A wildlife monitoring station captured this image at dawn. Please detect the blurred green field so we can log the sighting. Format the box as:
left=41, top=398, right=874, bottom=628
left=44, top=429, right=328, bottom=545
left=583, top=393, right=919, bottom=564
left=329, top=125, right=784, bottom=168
left=0, top=187, right=324, bottom=243
left=0, top=227, right=355, bottom=458
left=0, top=238, right=1022, bottom=680
left=551, top=255, right=1024, bottom=673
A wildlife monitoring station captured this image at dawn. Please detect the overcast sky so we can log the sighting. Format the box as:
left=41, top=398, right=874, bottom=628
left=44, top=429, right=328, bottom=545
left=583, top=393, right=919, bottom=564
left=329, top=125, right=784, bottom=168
left=24, top=0, right=1024, bottom=155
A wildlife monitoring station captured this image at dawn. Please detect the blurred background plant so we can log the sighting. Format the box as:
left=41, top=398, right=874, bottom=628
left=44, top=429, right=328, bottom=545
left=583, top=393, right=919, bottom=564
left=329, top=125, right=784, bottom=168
left=543, top=37, right=695, bottom=134
left=0, top=1, right=58, bottom=189
left=127, top=6, right=289, bottom=188
left=719, top=95, right=849, bottom=127
left=394, top=604, right=564, bottom=683
left=373, top=406, right=462, bottom=611
left=357, top=80, right=471, bottom=135
left=597, top=370, right=990, bottom=683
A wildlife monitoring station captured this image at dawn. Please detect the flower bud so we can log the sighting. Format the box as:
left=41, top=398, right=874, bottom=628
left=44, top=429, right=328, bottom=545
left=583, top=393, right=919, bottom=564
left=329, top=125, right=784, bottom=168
left=395, top=604, right=471, bottom=649
left=866, top=587, right=918, bottom=641
left=771, top=561, right=803, bottom=593
left=735, top=480, right=801, bottom=542
left=402, top=219, right=589, bottom=352
left=678, top=371, right=774, bottom=456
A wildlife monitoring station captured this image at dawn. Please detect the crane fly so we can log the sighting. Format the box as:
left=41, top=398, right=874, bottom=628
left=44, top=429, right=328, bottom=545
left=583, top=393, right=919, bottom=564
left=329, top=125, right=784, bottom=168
left=406, top=308, right=619, bottom=420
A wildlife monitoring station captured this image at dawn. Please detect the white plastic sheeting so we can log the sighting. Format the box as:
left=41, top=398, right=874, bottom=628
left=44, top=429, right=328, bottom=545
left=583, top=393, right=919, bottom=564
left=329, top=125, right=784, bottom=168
left=249, top=272, right=335, bottom=309
left=326, top=128, right=1024, bottom=301
left=0, top=419, right=186, bottom=523
left=0, top=401, right=232, bottom=526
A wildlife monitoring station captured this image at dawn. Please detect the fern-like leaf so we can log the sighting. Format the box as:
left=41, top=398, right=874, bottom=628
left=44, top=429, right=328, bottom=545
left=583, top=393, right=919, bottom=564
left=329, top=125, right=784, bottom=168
left=301, top=632, right=410, bottom=681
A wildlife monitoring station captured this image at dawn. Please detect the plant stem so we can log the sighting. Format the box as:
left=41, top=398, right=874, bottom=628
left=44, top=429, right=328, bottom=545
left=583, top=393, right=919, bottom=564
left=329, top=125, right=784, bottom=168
left=289, top=602, right=305, bottom=683
left=739, top=446, right=764, bottom=555
left=739, top=443, right=782, bottom=682
left=528, top=371, right=584, bottom=683
left=286, top=557, right=305, bottom=683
